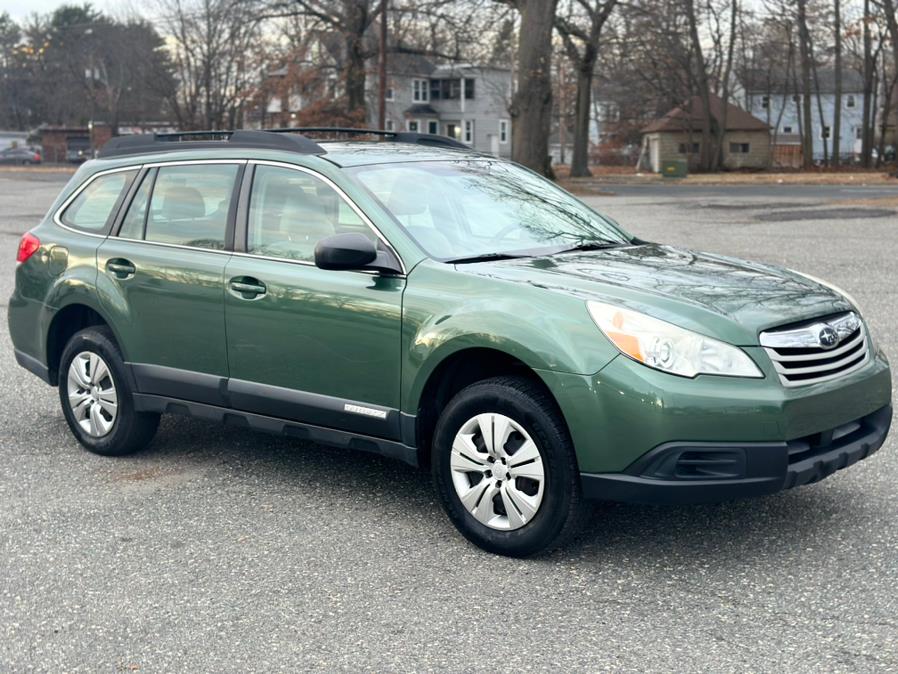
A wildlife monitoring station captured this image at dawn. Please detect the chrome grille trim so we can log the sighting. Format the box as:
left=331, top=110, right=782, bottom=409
left=760, top=312, right=870, bottom=387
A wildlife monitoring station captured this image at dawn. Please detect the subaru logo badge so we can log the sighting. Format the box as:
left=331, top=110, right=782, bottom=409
left=818, top=326, right=839, bottom=349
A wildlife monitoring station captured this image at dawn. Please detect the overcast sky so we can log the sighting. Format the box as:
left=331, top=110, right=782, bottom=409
left=1, top=0, right=129, bottom=22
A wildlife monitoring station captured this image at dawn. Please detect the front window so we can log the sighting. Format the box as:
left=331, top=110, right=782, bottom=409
left=350, top=160, right=631, bottom=261
left=464, top=120, right=474, bottom=144
left=499, top=119, right=509, bottom=144
left=248, top=165, right=373, bottom=262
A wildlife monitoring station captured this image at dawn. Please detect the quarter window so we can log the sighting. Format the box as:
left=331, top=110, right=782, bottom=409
left=143, top=164, right=239, bottom=250
left=247, top=165, right=373, bottom=263
left=61, top=170, right=137, bottom=233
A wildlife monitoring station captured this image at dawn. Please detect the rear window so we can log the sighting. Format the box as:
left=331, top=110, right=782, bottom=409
left=61, top=170, right=137, bottom=233
left=141, top=164, right=239, bottom=250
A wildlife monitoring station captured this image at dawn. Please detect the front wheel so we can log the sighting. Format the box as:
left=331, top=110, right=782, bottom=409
left=431, top=376, right=587, bottom=557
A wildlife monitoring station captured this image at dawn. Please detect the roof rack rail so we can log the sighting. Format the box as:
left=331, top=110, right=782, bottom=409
left=98, top=129, right=326, bottom=159
left=266, top=127, right=469, bottom=150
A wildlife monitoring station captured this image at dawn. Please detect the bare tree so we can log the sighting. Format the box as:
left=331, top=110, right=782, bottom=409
left=832, top=0, right=842, bottom=165
left=796, top=0, right=814, bottom=168
left=160, top=0, right=265, bottom=129
left=555, top=0, right=618, bottom=177
left=684, top=0, right=714, bottom=171
left=499, top=0, right=560, bottom=175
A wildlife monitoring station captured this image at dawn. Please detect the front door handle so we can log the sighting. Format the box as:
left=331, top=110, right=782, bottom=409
left=106, top=258, right=136, bottom=279
left=228, top=276, right=267, bottom=299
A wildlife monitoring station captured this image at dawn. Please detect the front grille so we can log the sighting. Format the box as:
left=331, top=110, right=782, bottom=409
left=760, top=311, right=870, bottom=387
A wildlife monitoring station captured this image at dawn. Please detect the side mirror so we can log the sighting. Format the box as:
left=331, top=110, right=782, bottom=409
left=314, top=233, right=402, bottom=275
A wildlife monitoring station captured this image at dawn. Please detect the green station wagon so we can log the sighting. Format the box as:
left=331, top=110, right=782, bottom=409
left=9, top=129, right=892, bottom=556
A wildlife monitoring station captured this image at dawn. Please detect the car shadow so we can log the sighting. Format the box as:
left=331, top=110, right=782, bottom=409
left=111, top=413, right=869, bottom=565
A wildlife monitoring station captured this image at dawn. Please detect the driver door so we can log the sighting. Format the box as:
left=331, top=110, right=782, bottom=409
left=223, top=163, right=405, bottom=439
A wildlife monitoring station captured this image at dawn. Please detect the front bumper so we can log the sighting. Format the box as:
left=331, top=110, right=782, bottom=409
left=581, top=405, right=891, bottom=504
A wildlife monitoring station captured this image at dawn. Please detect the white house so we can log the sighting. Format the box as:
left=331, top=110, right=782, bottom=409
left=743, top=68, right=865, bottom=162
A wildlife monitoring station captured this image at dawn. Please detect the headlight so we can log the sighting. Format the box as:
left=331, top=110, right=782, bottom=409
left=790, top=269, right=862, bottom=312
left=587, top=301, right=763, bottom=378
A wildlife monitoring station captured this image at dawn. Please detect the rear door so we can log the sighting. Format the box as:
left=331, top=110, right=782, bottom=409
left=97, top=160, right=244, bottom=405
left=222, top=161, right=406, bottom=439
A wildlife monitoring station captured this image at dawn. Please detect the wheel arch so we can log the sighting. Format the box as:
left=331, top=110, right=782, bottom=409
left=411, top=346, right=571, bottom=468
left=44, top=301, right=125, bottom=384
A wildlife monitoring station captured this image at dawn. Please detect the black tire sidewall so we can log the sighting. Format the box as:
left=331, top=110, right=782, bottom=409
left=58, top=327, right=147, bottom=456
left=432, top=379, right=579, bottom=557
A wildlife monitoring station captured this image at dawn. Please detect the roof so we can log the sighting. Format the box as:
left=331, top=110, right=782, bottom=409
left=642, top=95, right=769, bottom=134
left=320, top=141, right=481, bottom=167
left=404, top=104, right=439, bottom=116
left=91, top=130, right=480, bottom=167
left=741, top=67, right=864, bottom=94
left=387, top=51, right=435, bottom=77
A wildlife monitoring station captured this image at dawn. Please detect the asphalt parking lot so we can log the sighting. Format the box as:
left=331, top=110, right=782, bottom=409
left=1, top=169, right=896, bottom=672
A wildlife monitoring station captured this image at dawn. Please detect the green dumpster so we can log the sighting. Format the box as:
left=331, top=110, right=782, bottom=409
left=661, top=159, right=688, bottom=178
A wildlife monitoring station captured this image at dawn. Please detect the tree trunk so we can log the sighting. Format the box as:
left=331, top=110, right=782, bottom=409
left=797, top=0, right=814, bottom=168
left=832, top=0, right=841, bottom=166
left=685, top=0, right=714, bottom=172
left=716, top=0, right=738, bottom=170
left=810, top=48, right=829, bottom=165
left=570, top=49, right=596, bottom=177
left=343, top=0, right=369, bottom=115
left=510, top=0, right=559, bottom=176
left=862, top=0, right=874, bottom=167
left=377, top=0, right=387, bottom=130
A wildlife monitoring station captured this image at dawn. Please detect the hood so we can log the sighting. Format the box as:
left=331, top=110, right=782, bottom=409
left=460, top=244, right=852, bottom=345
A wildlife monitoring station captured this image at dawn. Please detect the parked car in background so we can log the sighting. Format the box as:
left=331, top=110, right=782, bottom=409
left=8, top=129, right=893, bottom=557
left=0, top=146, right=42, bottom=165
left=65, top=137, right=91, bottom=163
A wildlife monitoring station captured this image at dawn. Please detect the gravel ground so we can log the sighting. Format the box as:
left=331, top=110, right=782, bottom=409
left=0, top=171, right=896, bottom=672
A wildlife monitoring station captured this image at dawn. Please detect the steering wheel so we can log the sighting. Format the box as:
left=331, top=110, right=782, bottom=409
left=485, top=223, right=520, bottom=246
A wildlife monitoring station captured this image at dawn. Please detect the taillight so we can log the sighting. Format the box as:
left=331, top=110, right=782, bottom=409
left=16, top=232, right=40, bottom=263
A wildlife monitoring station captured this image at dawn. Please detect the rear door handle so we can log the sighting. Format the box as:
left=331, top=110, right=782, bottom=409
left=228, top=276, right=267, bottom=299
left=106, top=258, right=136, bottom=279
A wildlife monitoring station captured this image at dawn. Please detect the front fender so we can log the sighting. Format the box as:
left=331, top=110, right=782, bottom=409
left=400, top=261, right=619, bottom=413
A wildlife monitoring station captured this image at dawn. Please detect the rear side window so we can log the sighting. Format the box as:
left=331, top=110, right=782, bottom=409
left=142, top=164, right=239, bottom=250
left=61, top=170, right=137, bottom=233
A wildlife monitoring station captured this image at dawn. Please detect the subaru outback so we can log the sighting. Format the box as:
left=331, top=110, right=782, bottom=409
left=9, top=129, right=892, bottom=556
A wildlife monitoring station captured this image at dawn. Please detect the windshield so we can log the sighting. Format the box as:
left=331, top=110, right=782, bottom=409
left=349, top=160, right=632, bottom=261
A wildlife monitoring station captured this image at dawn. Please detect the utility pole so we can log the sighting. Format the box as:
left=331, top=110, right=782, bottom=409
left=378, top=0, right=388, bottom=130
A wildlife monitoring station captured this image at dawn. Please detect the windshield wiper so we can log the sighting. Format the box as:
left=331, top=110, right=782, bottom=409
left=445, top=252, right=530, bottom=264
left=548, top=241, right=626, bottom=255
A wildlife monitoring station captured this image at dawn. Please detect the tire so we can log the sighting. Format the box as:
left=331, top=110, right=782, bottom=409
left=431, top=376, right=588, bottom=557
left=58, top=326, right=159, bottom=456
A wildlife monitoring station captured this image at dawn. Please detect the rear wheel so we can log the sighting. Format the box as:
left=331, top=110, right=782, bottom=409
left=58, top=326, right=159, bottom=456
left=432, top=376, right=587, bottom=557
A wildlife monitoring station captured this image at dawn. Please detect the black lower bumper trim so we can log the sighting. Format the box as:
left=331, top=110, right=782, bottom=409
left=581, top=405, right=892, bottom=505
